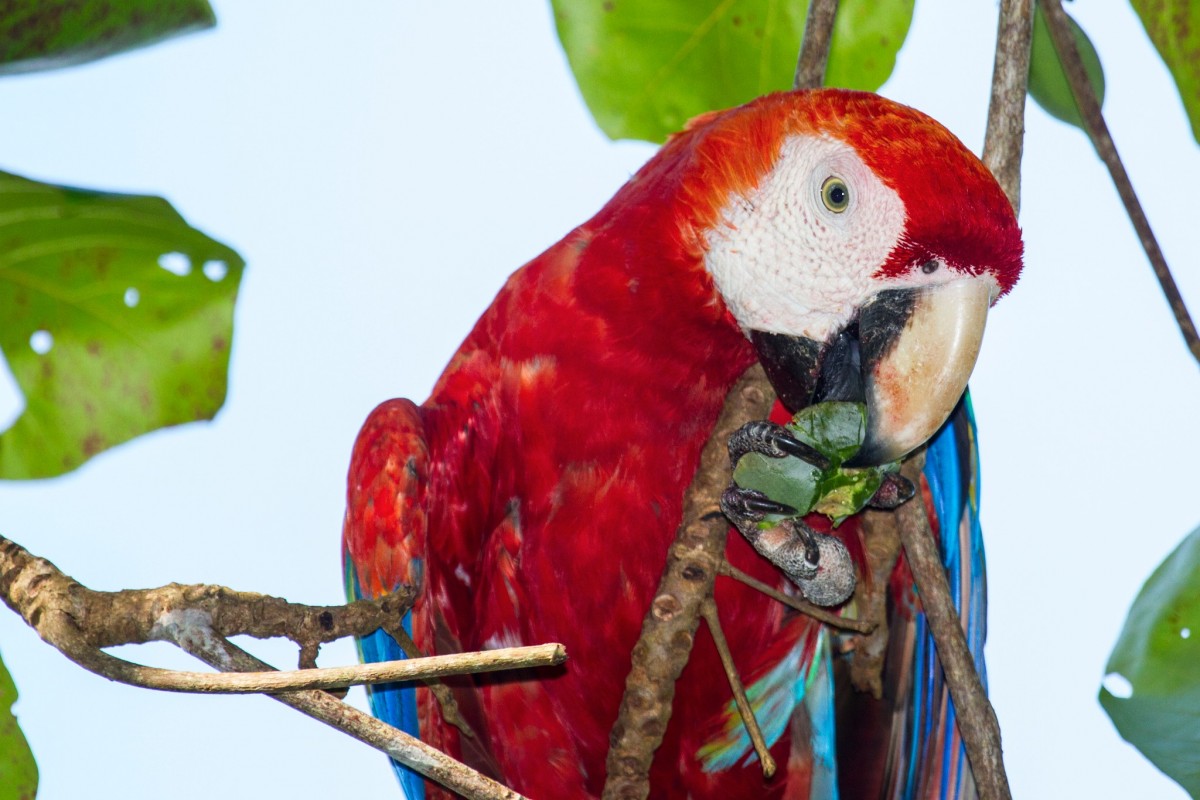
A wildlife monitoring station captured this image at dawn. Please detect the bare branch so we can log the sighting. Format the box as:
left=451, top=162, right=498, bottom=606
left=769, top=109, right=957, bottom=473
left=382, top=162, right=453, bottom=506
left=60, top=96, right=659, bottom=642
left=700, top=598, right=776, bottom=778
left=602, top=366, right=774, bottom=800
left=1040, top=0, right=1200, bottom=366
left=895, top=458, right=1011, bottom=800
left=981, top=0, right=1034, bottom=212
left=0, top=534, right=552, bottom=799
left=383, top=618, right=477, bottom=738
left=793, top=0, right=839, bottom=91
left=717, top=560, right=874, bottom=634
left=170, top=621, right=529, bottom=800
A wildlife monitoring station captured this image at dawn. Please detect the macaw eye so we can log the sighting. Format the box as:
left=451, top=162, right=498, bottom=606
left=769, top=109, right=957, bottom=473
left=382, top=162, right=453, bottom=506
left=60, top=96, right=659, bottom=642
left=921, top=259, right=940, bottom=274
left=820, top=177, right=849, bottom=212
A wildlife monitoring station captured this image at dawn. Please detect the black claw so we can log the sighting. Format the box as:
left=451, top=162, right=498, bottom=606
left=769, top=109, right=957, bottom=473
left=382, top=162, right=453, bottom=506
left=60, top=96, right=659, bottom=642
left=867, top=472, right=916, bottom=509
left=728, top=420, right=832, bottom=471
left=721, top=486, right=797, bottom=524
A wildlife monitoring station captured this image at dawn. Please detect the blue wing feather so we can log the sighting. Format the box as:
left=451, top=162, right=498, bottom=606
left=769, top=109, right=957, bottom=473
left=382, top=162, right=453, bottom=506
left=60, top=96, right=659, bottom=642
left=345, top=556, right=426, bottom=800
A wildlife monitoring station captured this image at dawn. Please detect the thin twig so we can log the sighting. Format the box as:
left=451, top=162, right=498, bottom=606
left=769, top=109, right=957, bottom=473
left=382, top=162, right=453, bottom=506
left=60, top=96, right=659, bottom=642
left=91, top=640, right=565, bottom=694
left=384, top=619, right=477, bottom=738
left=1040, top=0, right=1200, bottom=365
left=895, top=458, right=1011, bottom=800
left=980, top=0, right=1034, bottom=212
left=717, top=561, right=873, bottom=634
left=601, top=366, right=774, bottom=800
left=793, top=0, right=839, bottom=90
left=170, top=621, right=528, bottom=800
left=700, top=598, right=776, bottom=778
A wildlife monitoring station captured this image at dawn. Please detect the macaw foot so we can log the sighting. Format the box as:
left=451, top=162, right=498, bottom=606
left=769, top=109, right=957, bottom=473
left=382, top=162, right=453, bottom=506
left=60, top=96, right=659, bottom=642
left=867, top=471, right=916, bottom=509
left=726, top=420, right=831, bottom=470
left=720, top=486, right=856, bottom=607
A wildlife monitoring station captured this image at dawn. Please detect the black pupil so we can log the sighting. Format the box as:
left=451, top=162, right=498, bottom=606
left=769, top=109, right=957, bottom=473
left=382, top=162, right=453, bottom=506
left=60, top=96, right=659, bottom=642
left=829, top=185, right=846, bottom=205
left=922, top=260, right=939, bottom=274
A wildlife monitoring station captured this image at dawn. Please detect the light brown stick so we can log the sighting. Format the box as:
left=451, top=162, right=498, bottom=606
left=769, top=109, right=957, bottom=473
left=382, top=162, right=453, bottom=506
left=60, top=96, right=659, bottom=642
left=700, top=598, right=776, bottom=778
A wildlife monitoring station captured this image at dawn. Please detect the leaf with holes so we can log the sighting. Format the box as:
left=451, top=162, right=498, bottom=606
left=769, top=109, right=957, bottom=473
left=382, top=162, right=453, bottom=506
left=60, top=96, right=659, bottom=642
left=0, top=649, right=37, bottom=800
left=551, top=0, right=914, bottom=143
left=0, top=0, right=214, bottom=76
left=1100, top=524, right=1200, bottom=796
left=1027, top=4, right=1106, bottom=131
left=1131, top=0, right=1200, bottom=145
left=0, top=170, right=244, bottom=479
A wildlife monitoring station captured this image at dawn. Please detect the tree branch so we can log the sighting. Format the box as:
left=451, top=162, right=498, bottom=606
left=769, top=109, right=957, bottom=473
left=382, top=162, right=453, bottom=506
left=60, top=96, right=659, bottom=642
left=981, top=0, right=1034, bottom=213
left=170, top=620, right=529, bottom=800
left=793, top=0, right=839, bottom=91
left=602, top=366, right=775, bottom=800
left=895, top=459, right=1011, bottom=800
left=0, top=534, right=557, bottom=800
left=1040, top=0, right=1200, bottom=366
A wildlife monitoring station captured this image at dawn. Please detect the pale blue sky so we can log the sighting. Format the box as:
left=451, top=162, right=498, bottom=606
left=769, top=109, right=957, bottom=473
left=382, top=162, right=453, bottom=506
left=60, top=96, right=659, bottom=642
left=0, top=2, right=1197, bottom=797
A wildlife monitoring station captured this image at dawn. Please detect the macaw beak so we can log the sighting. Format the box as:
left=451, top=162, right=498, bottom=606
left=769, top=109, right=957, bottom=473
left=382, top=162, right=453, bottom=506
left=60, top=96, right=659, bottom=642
left=751, top=276, right=993, bottom=467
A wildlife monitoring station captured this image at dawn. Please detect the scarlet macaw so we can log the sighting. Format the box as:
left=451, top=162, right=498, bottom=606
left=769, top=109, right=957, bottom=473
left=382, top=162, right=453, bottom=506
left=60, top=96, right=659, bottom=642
left=343, top=89, right=1022, bottom=799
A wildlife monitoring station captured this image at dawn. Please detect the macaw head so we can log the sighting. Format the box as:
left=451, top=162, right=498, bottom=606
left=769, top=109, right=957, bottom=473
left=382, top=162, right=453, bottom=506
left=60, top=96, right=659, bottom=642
left=682, top=89, right=1022, bottom=465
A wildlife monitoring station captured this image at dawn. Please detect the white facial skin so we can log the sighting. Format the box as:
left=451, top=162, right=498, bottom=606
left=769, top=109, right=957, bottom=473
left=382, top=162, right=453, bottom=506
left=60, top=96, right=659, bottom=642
left=703, top=133, right=998, bottom=341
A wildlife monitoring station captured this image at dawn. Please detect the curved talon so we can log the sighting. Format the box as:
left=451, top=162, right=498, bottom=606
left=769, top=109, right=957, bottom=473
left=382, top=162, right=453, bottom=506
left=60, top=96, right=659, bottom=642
left=728, top=421, right=832, bottom=470
left=720, top=486, right=797, bottom=524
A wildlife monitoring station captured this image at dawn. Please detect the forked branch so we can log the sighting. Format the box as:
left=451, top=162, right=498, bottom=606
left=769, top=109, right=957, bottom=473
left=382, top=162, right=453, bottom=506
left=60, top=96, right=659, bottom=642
left=0, top=535, right=561, bottom=800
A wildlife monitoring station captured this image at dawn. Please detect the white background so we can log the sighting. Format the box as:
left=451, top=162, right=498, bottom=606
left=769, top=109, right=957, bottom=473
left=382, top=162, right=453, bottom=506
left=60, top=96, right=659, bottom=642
left=0, top=1, right=1197, bottom=797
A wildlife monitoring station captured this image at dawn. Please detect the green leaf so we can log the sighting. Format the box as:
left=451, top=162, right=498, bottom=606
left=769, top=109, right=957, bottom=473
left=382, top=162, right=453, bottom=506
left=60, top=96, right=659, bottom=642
left=785, top=400, right=867, bottom=468
left=1028, top=3, right=1106, bottom=131
left=0, top=649, right=37, bottom=800
left=812, top=467, right=882, bottom=523
left=0, top=171, right=244, bottom=479
left=824, top=0, right=914, bottom=93
left=1100, top=524, right=1200, bottom=796
left=733, top=451, right=822, bottom=515
left=0, top=0, right=214, bottom=76
left=1131, top=0, right=1200, bottom=145
left=551, top=0, right=914, bottom=143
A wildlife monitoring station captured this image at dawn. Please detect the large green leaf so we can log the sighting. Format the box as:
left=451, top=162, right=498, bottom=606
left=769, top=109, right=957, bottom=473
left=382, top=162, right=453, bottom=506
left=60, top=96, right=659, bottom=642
left=551, top=0, right=914, bottom=143
left=1028, top=3, right=1106, bottom=131
left=0, top=649, right=37, bottom=800
left=0, top=171, right=244, bottom=479
left=0, top=0, right=214, bottom=76
left=1131, top=0, right=1200, bottom=145
left=824, top=0, right=913, bottom=93
left=1100, top=524, right=1200, bottom=797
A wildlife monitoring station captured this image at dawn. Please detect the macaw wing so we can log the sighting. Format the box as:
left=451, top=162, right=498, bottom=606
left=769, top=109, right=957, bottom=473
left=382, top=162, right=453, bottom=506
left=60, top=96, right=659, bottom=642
left=342, top=398, right=431, bottom=800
